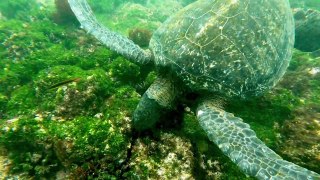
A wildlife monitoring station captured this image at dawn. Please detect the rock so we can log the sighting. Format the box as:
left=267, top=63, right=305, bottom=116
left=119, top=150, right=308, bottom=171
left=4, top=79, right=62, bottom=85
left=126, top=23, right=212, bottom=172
left=0, top=147, right=10, bottom=178
left=275, top=50, right=320, bottom=173
left=277, top=108, right=320, bottom=172
left=0, top=147, right=27, bottom=179
left=126, top=133, right=194, bottom=179
left=312, top=49, right=320, bottom=57
left=293, top=8, right=320, bottom=52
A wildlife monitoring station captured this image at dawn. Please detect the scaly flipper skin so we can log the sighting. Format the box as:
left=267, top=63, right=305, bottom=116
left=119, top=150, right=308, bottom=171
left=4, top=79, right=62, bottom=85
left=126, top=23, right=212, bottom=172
left=133, top=77, right=178, bottom=131
left=197, top=99, right=320, bottom=179
left=68, top=0, right=152, bottom=65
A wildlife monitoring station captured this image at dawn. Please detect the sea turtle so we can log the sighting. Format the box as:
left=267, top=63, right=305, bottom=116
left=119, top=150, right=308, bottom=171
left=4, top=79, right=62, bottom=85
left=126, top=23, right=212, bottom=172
left=68, top=0, right=320, bottom=179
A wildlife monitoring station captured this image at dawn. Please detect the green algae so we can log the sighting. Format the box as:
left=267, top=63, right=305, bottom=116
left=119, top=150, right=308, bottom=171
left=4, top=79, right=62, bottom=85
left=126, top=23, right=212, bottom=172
left=107, top=56, right=141, bottom=85
left=0, top=0, right=39, bottom=20
left=92, top=0, right=191, bottom=35
left=0, top=116, right=60, bottom=177
left=6, top=85, right=37, bottom=116
left=274, top=50, right=320, bottom=173
left=0, top=63, right=141, bottom=178
left=0, top=16, right=143, bottom=176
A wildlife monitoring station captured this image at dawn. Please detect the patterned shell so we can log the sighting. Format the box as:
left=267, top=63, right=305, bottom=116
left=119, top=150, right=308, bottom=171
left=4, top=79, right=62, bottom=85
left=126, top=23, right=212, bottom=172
left=149, top=0, right=294, bottom=98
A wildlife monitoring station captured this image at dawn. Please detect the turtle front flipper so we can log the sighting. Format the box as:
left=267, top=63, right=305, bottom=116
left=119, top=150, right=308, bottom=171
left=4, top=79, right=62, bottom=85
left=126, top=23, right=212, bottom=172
left=196, top=99, right=320, bottom=179
left=68, top=0, right=152, bottom=65
left=133, top=77, right=178, bottom=131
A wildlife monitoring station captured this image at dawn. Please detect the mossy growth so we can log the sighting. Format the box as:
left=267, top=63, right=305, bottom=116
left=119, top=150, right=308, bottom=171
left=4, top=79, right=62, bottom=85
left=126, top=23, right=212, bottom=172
left=0, top=6, right=145, bottom=177
left=107, top=56, right=141, bottom=85
left=95, top=1, right=176, bottom=35
left=124, top=132, right=195, bottom=179
left=0, top=16, right=118, bottom=98
left=0, top=19, right=64, bottom=61
left=0, top=116, right=61, bottom=178
left=0, top=0, right=39, bottom=20
left=49, top=116, right=130, bottom=179
left=6, top=85, right=37, bottom=116
left=0, top=94, right=8, bottom=119
left=0, top=114, right=132, bottom=178
left=0, top=19, right=144, bottom=177
left=0, top=65, right=141, bottom=178
left=30, top=58, right=142, bottom=119
left=274, top=50, right=320, bottom=173
left=103, top=3, right=161, bottom=34
left=0, top=65, right=21, bottom=96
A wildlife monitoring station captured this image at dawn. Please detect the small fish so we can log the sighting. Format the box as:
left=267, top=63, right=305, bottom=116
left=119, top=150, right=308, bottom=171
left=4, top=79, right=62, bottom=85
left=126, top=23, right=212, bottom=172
left=48, top=77, right=81, bottom=90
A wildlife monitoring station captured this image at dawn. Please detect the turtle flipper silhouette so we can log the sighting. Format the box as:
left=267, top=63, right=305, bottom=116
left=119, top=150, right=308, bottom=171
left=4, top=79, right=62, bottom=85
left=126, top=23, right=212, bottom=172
left=68, top=0, right=320, bottom=179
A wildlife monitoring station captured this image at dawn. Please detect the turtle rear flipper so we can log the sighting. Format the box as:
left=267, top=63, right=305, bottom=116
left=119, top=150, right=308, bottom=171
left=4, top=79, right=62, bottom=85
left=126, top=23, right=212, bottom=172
left=133, top=77, right=178, bottom=131
left=68, top=0, right=152, bottom=65
left=196, top=100, right=320, bottom=179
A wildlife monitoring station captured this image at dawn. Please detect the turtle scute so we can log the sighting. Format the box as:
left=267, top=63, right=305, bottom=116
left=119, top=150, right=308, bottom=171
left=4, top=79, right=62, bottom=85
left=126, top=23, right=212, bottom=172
left=149, top=0, right=294, bottom=98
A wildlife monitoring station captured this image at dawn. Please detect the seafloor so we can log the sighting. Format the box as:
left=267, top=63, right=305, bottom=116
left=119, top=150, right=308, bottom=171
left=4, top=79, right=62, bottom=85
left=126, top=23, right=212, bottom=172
left=0, top=0, right=319, bottom=179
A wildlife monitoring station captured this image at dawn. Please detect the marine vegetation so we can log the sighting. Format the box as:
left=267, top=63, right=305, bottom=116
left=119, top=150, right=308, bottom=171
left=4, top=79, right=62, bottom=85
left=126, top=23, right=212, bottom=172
left=0, top=0, right=320, bottom=179
left=0, top=0, right=39, bottom=20
left=128, top=28, right=152, bottom=48
left=68, top=0, right=320, bottom=179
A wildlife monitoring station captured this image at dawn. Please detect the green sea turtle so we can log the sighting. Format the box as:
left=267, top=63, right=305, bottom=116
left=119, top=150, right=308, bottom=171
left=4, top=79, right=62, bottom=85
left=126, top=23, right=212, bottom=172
left=68, top=0, right=320, bottom=179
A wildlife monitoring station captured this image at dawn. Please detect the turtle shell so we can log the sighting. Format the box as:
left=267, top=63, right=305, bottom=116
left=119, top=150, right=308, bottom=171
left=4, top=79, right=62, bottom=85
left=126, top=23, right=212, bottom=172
left=149, top=0, right=294, bottom=98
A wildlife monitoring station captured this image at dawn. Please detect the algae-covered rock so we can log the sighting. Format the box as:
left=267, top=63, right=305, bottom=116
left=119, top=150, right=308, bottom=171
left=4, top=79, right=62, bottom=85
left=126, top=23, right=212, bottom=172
left=0, top=20, right=65, bottom=61
left=0, top=64, right=22, bottom=96
left=293, top=8, right=320, bottom=52
left=0, top=75, right=141, bottom=178
left=107, top=57, right=141, bottom=87
left=51, top=116, right=130, bottom=179
left=274, top=50, right=320, bottom=173
left=0, top=0, right=39, bottom=20
left=0, top=116, right=61, bottom=178
left=6, top=85, right=37, bottom=116
left=34, top=65, right=114, bottom=119
left=126, top=132, right=194, bottom=179
left=0, top=29, right=143, bottom=178
left=95, top=0, right=186, bottom=35
left=0, top=94, right=8, bottom=118
left=278, top=109, right=320, bottom=172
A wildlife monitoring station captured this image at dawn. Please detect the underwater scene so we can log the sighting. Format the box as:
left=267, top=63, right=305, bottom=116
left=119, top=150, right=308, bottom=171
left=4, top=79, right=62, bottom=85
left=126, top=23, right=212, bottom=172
left=0, top=0, right=320, bottom=179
